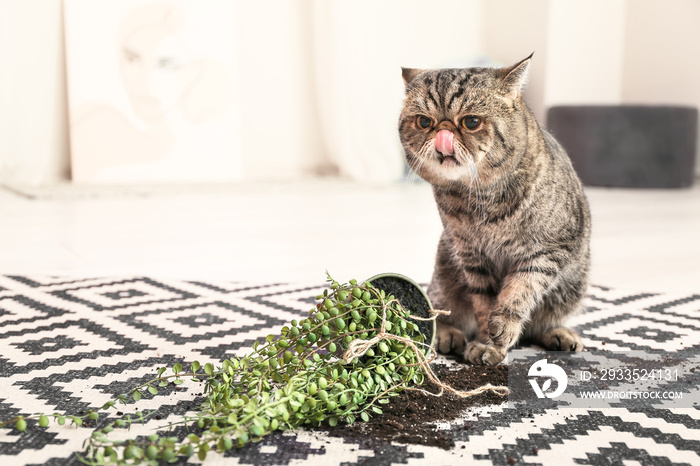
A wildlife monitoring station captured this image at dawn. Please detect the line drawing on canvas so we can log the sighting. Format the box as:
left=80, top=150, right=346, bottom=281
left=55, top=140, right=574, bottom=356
left=69, top=2, right=233, bottom=183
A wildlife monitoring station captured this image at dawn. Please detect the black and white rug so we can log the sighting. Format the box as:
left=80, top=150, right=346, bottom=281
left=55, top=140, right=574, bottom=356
left=0, top=276, right=699, bottom=465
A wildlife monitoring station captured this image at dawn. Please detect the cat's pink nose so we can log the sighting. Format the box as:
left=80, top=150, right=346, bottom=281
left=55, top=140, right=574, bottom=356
left=435, top=130, right=454, bottom=156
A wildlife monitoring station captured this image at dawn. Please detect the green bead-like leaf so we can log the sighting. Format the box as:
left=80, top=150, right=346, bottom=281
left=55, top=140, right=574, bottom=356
left=145, top=445, right=158, bottom=460
left=15, top=419, right=26, bottom=432
left=161, top=448, right=174, bottom=461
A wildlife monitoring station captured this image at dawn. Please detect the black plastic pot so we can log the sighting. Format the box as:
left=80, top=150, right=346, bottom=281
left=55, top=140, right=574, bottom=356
left=365, top=273, right=436, bottom=351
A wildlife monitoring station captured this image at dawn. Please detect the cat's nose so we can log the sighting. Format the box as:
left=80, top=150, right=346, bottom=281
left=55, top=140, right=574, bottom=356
left=435, top=130, right=454, bottom=156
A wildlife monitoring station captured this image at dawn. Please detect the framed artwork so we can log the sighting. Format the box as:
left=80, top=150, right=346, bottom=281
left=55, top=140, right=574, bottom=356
left=64, top=0, right=241, bottom=184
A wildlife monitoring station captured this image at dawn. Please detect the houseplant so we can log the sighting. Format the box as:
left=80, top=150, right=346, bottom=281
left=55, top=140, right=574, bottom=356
left=1, top=273, right=507, bottom=464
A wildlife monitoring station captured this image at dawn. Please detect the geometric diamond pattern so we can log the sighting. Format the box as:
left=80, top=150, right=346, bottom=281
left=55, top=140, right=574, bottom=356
left=0, top=276, right=698, bottom=465
left=116, top=301, right=280, bottom=343
left=573, top=288, right=700, bottom=352
left=49, top=277, right=198, bottom=312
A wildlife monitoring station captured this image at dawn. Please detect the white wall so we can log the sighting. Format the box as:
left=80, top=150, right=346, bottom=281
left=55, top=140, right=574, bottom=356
left=482, top=0, right=550, bottom=121
left=622, top=1, right=700, bottom=106
left=232, top=0, right=327, bottom=180
left=0, top=0, right=329, bottom=185
left=544, top=0, right=628, bottom=108
left=541, top=0, right=700, bottom=173
left=622, top=0, right=700, bottom=171
left=0, top=0, right=70, bottom=186
left=1, top=0, right=699, bottom=186
left=312, top=0, right=484, bottom=182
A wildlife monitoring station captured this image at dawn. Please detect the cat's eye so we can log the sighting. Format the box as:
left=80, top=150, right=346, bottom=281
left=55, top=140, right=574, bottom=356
left=461, top=116, right=482, bottom=130
left=416, top=115, right=432, bottom=129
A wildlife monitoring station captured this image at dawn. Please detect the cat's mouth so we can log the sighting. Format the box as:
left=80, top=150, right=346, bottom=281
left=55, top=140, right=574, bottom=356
left=437, top=154, right=460, bottom=166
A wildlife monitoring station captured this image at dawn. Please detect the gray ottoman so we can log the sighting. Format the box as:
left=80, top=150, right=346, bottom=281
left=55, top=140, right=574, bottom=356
left=547, top=106, right=698, bottom=188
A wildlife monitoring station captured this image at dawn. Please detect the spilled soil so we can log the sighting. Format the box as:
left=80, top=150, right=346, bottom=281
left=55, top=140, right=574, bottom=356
left=320, top=363, right=509, bottom=450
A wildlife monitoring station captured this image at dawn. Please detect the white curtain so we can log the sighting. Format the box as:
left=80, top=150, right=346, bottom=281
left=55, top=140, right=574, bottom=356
left=0, top=0, right=484, bottom=186
left=310, top=0, right=484, bottom=182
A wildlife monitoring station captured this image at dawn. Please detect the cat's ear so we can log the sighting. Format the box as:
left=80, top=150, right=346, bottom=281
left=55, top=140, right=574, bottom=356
left=498, top=53, right=533, bottom=100
left=401, top=68, right=423, bottom=87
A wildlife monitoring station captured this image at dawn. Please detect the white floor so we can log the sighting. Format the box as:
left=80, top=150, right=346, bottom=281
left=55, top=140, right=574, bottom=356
left=1, top=179, right=699, bottom=294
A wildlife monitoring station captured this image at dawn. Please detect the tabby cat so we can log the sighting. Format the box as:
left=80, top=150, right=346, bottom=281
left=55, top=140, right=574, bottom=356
left=398, top=55, right=591, bottom=365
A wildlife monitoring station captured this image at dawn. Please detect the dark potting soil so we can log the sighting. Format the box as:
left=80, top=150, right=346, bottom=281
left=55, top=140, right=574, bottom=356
left=317, top=363, right=508, bottom=450
left=368, top=276, right=434, bottom=348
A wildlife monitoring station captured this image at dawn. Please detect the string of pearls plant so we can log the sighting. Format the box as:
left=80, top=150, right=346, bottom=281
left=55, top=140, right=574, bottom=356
left=0, top=274, right=508, bottom=465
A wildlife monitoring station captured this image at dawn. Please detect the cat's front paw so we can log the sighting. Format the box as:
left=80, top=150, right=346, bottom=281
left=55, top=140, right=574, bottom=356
left=538, top=327, right=584, bottom=352
left=464, top=341, right=506, bottom=365
left=435, top=324, right=467, bottom=355
left=488, top=310, right=522, bottom=349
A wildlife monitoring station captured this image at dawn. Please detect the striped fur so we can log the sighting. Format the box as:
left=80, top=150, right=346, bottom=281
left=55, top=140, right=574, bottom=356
left=399, top=56, right=591, bottom=365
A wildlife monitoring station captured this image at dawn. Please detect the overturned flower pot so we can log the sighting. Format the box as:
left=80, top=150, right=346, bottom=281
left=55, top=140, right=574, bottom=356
left=366, top=272, right=436, bottom=352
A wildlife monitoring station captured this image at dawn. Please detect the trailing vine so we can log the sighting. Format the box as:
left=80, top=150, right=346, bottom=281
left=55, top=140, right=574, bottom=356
left=0, top=274, right=507, bottom=464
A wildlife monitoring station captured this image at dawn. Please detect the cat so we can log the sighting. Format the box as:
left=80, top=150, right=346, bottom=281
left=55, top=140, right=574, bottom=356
left=398, top=54, right=591, bottom=365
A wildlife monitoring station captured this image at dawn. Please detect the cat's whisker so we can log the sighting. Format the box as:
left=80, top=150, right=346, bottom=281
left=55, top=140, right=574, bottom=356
left=411, top=140, right=435, bottom=179
left=468, top=159, right=487, bottom=222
